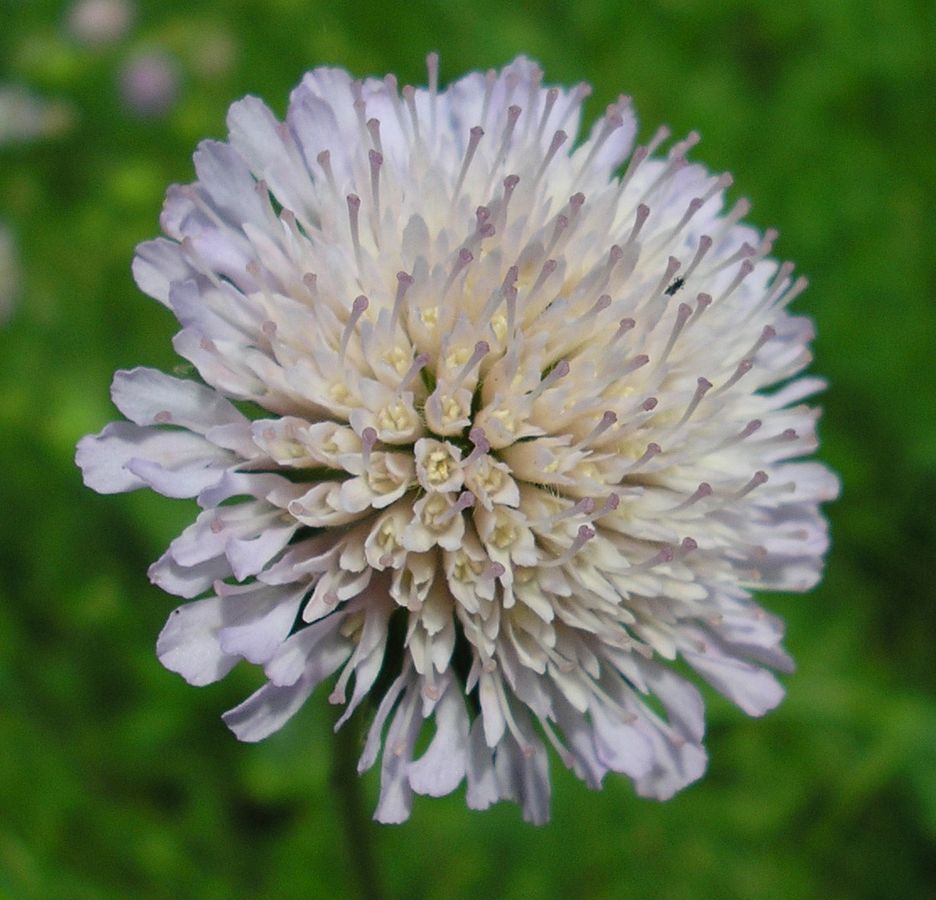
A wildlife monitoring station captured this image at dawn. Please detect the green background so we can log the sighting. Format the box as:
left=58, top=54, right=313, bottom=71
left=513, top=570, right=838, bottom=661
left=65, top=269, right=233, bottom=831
left=2, top=0, right=934, bottom=896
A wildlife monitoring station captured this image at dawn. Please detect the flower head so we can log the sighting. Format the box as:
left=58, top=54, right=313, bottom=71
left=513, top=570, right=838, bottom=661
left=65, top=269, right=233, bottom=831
left=77, top=56, right=838, bottom=823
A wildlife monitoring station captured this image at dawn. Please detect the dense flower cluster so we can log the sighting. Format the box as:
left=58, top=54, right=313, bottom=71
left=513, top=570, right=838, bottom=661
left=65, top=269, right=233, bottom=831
left=77, top=56, right=837, bottom=823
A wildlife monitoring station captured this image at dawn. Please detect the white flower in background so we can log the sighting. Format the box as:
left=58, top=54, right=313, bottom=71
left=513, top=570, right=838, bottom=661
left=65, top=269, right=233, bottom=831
left=68, top=0, right=134, bottom=47
left=0, top=86, right=73, bottom=145
left=120, top=51, right=180, bottom=118
left=77, top=56, right=838, bottom=823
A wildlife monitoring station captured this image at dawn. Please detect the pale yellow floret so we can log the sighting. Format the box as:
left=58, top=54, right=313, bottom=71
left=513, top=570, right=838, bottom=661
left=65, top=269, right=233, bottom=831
left=378, top=400, right=416, bottom=432
left=383, top=346, right=411, bottom=375
left=425, top=450, right=453, bottom=485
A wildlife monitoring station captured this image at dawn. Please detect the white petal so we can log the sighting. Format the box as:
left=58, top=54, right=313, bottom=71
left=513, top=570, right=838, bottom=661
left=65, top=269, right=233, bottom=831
left=682, top=631, right=785, bottom=717
left=408, top=681, right=469, bottom=797
left=111, top=367, right=245, bottom=433
left=465, top=718, right=500, bottom=810
left=77, top=422, right=228, bottom=495
left=156, top=597, right=238, bottom=686
left=374, top=686, right=423, bottom=824
left=132, top=238, right=192, bottom=306
left=222, top=674, right=317, bottom=742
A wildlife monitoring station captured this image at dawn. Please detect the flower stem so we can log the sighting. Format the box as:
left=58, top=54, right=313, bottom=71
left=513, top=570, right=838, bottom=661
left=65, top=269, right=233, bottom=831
left=332, top=715, right=384, bottom=900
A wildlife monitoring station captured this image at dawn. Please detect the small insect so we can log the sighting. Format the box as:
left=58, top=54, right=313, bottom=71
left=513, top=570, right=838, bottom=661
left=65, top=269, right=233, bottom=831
left=664, top=276, right=685, bottom=297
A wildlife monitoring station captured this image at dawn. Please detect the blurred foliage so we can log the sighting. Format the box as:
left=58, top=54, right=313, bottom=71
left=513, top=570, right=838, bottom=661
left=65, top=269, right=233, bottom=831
left=1, top=0, right=934, bottom=897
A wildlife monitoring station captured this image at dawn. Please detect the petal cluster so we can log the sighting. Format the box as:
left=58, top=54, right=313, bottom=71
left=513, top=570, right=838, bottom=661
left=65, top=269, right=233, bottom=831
left=77, top=56, right=838, bottom=823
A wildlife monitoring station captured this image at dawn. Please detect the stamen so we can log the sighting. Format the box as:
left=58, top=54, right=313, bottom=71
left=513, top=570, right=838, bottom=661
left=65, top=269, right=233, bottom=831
left=595, top=493, right=620, bottom=517
left=545, top=497, right=595, bottom=529
left=735, top=470, right=769, bottom=499
left=341, top=294, right=369, bottom=356
left=391, top=270, right=414, bottom=334
left=346, top=193, right=362, bottom=268
left=454, top=340, right=490, bottom=386
left=438, top=490, right=475, bottom=524
left=426, top=51, right=439, bottom=135
left=580, top=410, right=617, bottom=446
left=545, top=524, right=595, bottom=567
left=366, top=117, right=382, bottom=153
left=715, top=418, right=762, bottom=451
left=316, top=150, right=338, bottom=196
left=360, top=426, right=377, bottom=468
left=627, top=203, right=650, bottom=244
left=463, top=427, right=491, bottom=465
left=683, top=235, right=713, bottom=282
left=368, top=149, right=383, bottom=239
left=488, top=105, right=522, bottom=184
left=619, top=146, right=649, bottom=195
left=659, top=302, right=693, bottom=364
left=443, top=248, right=474, bottom=297
left=626, top=441, right=661, bottom=472
left=670, top=482, right=713, bottom=512
left=557, top=82, right=592, bottom=132
left=678, top=377, right=713, bottom=426
left=746, top=324, right=776, bottom=358
left=714, top=358, right=753, bottom=394
left=481, top=560, right=505, bottom=581
left=497, top=174, right=520, bottom=228
left=529, top=359, right=569, bottom=398
left=537, top=87, right=559, bottom=140
left=533, top=129, right=568, bottom=185
left=610, top=317, right=636, bottom=347
left=401, top=84, right=420, bottom=141
left=576, top=101, right=627, bottom=177
left=397, top=352, right=429, bottom=394
left=452, top=125, right=485, bottom=206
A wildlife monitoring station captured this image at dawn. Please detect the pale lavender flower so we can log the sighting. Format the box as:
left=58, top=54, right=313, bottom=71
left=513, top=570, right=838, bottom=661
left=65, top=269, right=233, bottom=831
left=120, top=51, right=179, bottom=118
left=77, top=56, right=838, bottom=823
left=68, top=0, right=134, bottom=47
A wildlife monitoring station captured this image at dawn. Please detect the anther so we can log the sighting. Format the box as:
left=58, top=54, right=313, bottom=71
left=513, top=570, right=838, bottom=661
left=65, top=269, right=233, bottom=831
left=746, top=324, right=776, bottom=358
left=628, top=442, right=661, bottom=471
left=715, top=358, right=753, bottom=394
left=426, top=51, right=439, bottom=133
left=397, top=352, right=430, bottom=394
left=735, top=470, right=769, bottom=499
left=368, top=149, right=383, bottom=230
left=581, top=410, right=617, bottom=446
left=346, top=193, right=362, bottom=266
left=533, top=129, right=568, bottom=184
left=340, top=295, right=369, bottom=356
left=530, top=359, right=569, bottom=398
left=316, top=150, right=338, bottom=195
left=401, top=84, right=420, bottom=140
left=391, top=271, right=414, bottom=333
left=360, top=427, right=378, bottom=468
left=443, top=248, right=474, bottom=296
left=482, top=561, right=505, bottom=581
left=438, top=491, right=475, bottom=524
left=537, top=87, right=559, bottom=139
left=659, top=302, right=693, bottom=364
left=670, top=482, right=713, bottom=512
left=452, top=125, right=485, bottom=205
left=454, top=340, right=490, bottom=386
left=463, top=427, right=491, bottom=465
left=678, top=377, right=713, bottom=426
left=366, top=117, right=382, bottom=152
left=550, top=524, right=595, bottom=565
left=611, top=317, right=636, bottom=346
